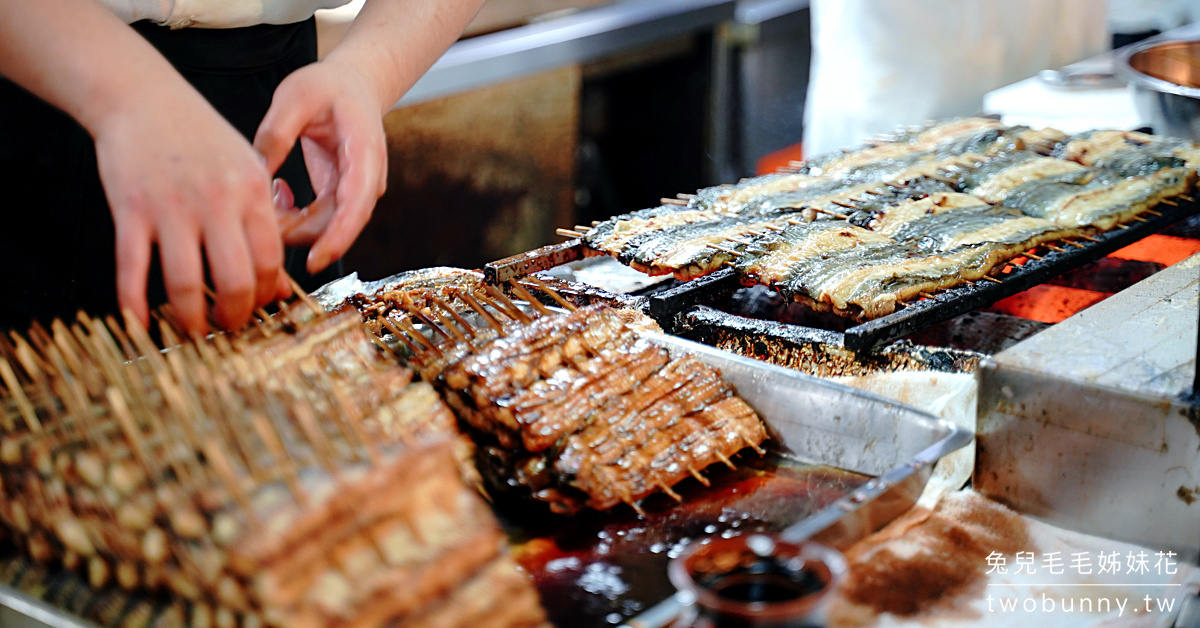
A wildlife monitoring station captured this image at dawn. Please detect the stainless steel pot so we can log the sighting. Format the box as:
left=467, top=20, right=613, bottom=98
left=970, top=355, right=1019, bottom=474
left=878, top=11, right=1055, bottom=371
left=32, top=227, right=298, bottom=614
left=1116, top=38, right=1200, bottom=139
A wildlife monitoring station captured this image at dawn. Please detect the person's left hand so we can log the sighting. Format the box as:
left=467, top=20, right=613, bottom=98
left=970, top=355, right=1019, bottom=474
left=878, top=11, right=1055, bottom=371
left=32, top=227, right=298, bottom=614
left=254, top=59, right=388, bottom=274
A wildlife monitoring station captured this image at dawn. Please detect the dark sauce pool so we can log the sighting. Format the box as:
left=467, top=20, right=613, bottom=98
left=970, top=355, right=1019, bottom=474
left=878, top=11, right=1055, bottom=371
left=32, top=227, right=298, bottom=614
left=499, top=453, right=869, bottom=628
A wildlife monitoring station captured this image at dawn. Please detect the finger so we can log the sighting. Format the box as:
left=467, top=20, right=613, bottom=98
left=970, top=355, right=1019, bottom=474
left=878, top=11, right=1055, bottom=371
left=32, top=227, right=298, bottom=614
left=276, top=272, right=293, bottom=301
left=273, top=178, right=296, bottom=212
left=277, top=194, right=336, bottom=246
left=254, top=95, right=320, bottom=176
left=114, top=217, right=152, bottom=328
left=203, top=211, right=258, bottom=330
left=308, top=134, right=383, bottom=273
left=301, top=137, right=338, bottom=198
left=157, top=226, right=208, bottom=336
left=376, top=143, right=388, bottom=196
left=243, top=203, right=286, bottom=309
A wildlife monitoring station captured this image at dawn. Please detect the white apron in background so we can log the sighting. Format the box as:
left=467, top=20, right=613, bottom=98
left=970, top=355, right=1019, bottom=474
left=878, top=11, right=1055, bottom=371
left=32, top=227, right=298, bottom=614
left=97, top=0, right=351, bottom=28
left=802, top=0, right=1108, bottom=157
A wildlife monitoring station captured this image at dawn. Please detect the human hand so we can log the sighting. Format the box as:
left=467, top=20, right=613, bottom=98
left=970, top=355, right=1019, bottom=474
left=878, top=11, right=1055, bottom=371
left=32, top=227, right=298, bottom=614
left=254, top=59, right=388, bottom=274
left=93, top=88, right=287, bottom=335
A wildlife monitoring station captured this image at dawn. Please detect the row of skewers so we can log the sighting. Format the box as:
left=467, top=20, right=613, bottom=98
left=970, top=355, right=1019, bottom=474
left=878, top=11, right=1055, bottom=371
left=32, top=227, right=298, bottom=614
left=0, top=268, right=774, bottom=627
left=344, top=272, right=769, bottom=516
left=560, top=119, right=1200, bottom=320
left=0, top=291, right=547, bottom=628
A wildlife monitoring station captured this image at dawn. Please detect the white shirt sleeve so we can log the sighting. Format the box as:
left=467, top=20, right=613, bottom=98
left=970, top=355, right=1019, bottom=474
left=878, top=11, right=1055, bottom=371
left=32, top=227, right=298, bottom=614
left=95, top=0, right=173, bottom=24
left=95, top=0, right=351, bottom=28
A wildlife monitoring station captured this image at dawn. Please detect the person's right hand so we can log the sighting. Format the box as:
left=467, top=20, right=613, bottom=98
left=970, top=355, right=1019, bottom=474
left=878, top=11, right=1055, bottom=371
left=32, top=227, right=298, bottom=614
left=92, top=87, right=287, bottom=335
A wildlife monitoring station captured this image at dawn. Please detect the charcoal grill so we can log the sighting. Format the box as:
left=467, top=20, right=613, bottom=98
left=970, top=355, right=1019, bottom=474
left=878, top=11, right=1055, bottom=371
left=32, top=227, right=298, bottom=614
left=487, top=199, right=1200, bottom=353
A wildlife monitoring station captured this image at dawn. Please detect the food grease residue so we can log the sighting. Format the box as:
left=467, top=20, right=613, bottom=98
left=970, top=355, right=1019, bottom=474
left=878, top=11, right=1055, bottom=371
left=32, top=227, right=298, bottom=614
left=500, top=453, right=869, bottom=627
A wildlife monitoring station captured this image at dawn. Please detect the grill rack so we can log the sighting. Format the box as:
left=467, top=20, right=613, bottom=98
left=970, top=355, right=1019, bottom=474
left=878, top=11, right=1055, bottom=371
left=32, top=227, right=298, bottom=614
left=487, top=200, right=1200, bottom=352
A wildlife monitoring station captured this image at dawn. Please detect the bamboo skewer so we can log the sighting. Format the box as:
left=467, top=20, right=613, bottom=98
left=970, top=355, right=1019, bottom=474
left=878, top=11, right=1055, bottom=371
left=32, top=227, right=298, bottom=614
left=399, top=292, right=452, bottom=341
left=706, top=243, right=743, bottom=257
left=472, top=289, right=524, bottom=326
left=661, top=198, right=688, bottom=206
left=524, top=276, right=578, bottom=312
left=483, top=285, right=534, bottom=325
left=382, top=318, right=426, bottom=354
left=283, top=274, right=322, bottom=314
left=386, top=318, right=439, bottom=356
left=556, top=228, right=585, bottom=238
left=431, top=297, right=477, bottom=337
left=457, top=291, right=506, bottom=331
left=810, top=207, right=850, bottom=220
left=0, top=357, right=41, bottom=432
left=982, top=276, right=1003, bottom=283
left=741, top=434, right=766, bottom=456
left=508, top=281, right=554, bottom=316
left=431, top=309, right=471, bottom=344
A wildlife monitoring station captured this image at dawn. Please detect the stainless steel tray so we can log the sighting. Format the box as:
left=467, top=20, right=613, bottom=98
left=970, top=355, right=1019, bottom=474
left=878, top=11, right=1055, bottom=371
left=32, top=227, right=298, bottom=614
left=650, top=333, right=972, bottom=548
left=0, top=585, right=91, bottom=628
left=0, top=294, right=972, bottom=628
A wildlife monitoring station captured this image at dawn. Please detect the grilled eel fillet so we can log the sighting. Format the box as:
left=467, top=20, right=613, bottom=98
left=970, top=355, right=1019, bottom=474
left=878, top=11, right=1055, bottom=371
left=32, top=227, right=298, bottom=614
left=956, top=151, right=1090, bottom=204
left=586, top=179, right=963, bottom=280
left=682, top=118, right=1056, bottom=214
left=728, top=163, right=1187, bottom=319
left=1003, top=166, right=1195, bottom=230
left=581, top=118, right=1197, bottom=321
left=731, top=195, right=1085, bottom=320
left=1055, top=129, right=1200, bottom=171
left=422, top=303, right=767, bottom=514
left=0, top=308, right=545, bottom=628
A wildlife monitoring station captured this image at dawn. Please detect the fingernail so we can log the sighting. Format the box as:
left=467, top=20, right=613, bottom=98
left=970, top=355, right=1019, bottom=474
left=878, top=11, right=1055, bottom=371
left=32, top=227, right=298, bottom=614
left=308, top=249, right=327, bottom=273
left=273, top=179, right=295, bottom=211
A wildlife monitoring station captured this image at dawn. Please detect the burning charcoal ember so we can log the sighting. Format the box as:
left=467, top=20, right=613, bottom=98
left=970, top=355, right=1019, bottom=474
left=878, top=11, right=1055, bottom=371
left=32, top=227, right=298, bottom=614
left=0, top=299, right=546, bottom=628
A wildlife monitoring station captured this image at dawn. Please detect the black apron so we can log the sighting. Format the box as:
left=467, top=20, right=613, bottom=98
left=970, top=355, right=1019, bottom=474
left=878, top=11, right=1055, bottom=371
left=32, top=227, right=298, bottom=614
left=0, top=17, right=342, bottom=331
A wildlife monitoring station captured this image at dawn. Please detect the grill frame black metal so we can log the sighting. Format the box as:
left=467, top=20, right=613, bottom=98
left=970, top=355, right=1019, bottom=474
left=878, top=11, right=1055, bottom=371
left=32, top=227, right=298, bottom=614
left=841, top=199, right=1200, bottom=350
left=490, top=201, right=1200, bottom=353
